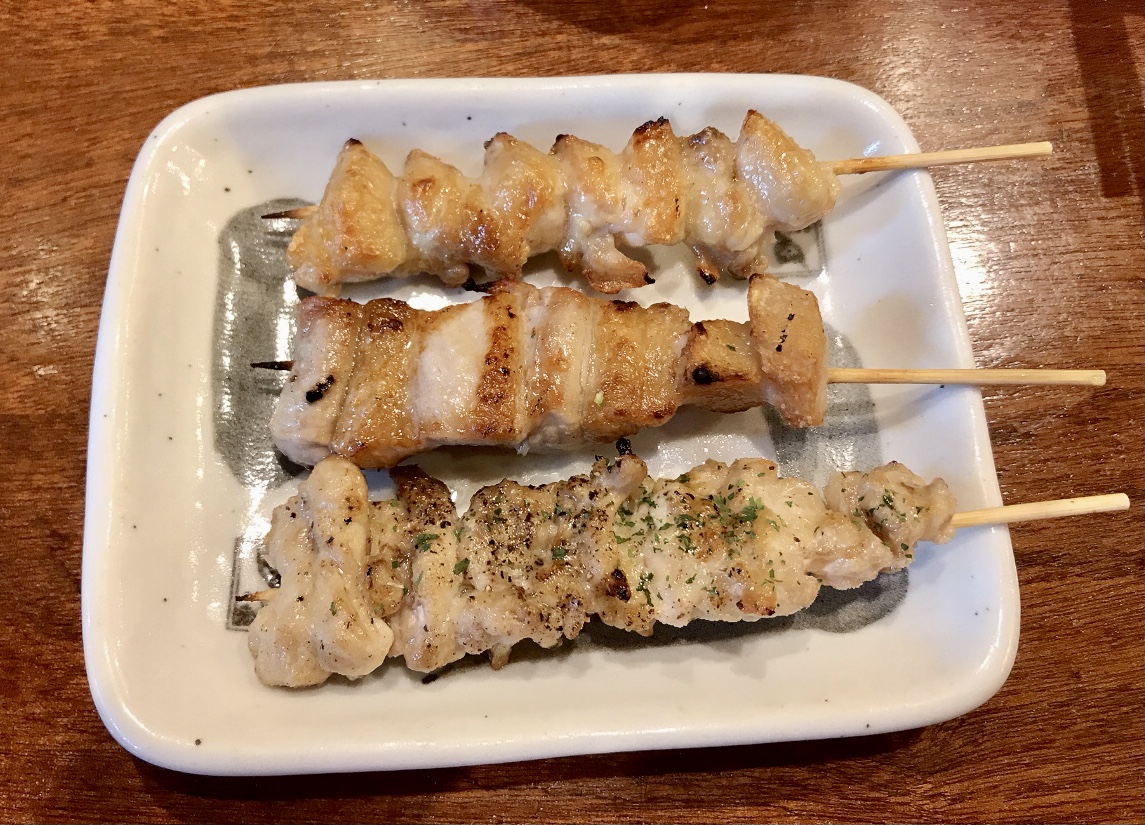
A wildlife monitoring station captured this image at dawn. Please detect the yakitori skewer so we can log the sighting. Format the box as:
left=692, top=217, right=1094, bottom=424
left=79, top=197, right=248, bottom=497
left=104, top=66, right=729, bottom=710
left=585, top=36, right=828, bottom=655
left=255, top=362, right=1104, bottom=387
left=264, top=274, right=1101, bottom=469
left=244, top=448, right=1126, bottom=688
left=267, top=110, right=1051, bottom=295
left=266, top=141, right=1053, bottom=221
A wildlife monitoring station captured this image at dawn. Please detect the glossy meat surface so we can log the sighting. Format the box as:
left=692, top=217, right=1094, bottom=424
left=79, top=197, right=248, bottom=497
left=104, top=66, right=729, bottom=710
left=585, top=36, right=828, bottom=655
left=287, top=112, right=840, bottom=294
left=271, top=275, right=828, bottom=468
left=248, top=453, right=956, bottom=686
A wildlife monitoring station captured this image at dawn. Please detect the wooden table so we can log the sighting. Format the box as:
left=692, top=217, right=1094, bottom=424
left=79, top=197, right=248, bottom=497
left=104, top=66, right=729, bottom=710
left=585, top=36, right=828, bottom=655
left=3, top=1, right=1141, bottom=821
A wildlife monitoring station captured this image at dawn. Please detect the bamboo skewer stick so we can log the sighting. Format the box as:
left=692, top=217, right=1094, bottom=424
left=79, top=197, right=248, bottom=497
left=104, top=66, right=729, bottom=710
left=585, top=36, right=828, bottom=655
left=253, top=361, right=1105, bottom=387
left=950, top=494, right=1130, bottom=529
left=828, top=141, right=1053, bottom=175
left=262, top=142, right=1053, bottom=220
left=264, top=206, right=313, bottom=219
left=826, top=368, right=1105, bottom=387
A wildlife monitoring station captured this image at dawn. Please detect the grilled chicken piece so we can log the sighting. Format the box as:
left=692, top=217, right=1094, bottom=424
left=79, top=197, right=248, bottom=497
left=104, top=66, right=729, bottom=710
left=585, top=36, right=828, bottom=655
left=247, top=452, right=956, bottom=687
left=270, top=274, right=828, bottom=468
left=286, top=112, right=840, bottom=295
left=248, top=456, right=394, bottom=685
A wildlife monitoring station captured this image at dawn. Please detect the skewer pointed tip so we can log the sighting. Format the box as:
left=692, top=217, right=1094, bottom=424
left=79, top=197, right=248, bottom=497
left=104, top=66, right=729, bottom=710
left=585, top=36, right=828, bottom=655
left=262, top=206, right=316, bottom=220
left=251, top=360, right=295, bottom=371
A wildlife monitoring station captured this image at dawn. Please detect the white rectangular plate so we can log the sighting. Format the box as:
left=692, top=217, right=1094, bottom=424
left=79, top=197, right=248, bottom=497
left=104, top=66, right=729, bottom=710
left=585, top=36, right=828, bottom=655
left=84, top=75, right=1019, bottom=775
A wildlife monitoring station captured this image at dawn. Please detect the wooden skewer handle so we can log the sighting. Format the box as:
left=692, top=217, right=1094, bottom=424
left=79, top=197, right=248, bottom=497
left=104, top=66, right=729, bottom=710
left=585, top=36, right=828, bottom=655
left=826, top=368, right=1106, bottom=387
left=829, top=141, right=1053, bottom=175
left=951, top=493, right=1130, bottom=529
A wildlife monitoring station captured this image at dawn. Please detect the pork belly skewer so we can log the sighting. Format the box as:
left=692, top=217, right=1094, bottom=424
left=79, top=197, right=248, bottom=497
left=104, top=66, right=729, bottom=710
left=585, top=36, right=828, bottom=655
left=245, top=448, right=1127, bottom=687
left=267, top=274, right=1102, bottom=469
left=273, top=110, right=1049, bottom=295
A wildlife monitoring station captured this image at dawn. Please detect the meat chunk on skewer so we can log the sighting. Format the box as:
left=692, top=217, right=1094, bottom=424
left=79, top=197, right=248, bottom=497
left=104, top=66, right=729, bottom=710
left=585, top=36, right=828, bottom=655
left=248, top=457, right=394, bottom=685
left=247, top=451, right=956, bottom=687
left=270, top=274, right=828, bottom=468
left=286, top=112, right=840, bottom=294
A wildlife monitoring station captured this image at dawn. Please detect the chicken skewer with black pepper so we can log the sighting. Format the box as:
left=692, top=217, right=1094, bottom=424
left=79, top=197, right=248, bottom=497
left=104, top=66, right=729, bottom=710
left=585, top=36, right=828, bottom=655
left=246, top=444, right=1127, bottom=688
left=268, top=274, right=1102, bottom=469
left=247, top=446, right=959, bottom=687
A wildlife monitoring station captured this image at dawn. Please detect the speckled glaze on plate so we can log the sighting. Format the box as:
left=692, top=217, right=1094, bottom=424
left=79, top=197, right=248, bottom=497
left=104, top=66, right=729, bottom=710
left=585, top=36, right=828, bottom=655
left=83, top=75, right=1019, bottom=775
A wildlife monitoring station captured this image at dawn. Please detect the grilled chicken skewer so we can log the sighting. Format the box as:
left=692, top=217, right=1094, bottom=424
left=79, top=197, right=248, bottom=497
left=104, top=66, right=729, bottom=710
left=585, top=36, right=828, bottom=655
left=269, top=275, right=1101, bottom=469
left=247, top=448, right=959, bottom=687
left=280, top=111, right=840, bottom=295
left=271, top=273, right=829, bottom=467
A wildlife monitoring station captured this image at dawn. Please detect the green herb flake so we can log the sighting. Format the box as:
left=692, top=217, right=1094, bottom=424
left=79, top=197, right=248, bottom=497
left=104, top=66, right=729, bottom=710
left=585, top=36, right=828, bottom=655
left=414, top=533, right=439, bottom=552
left=551, top=546, right=568, bottom=560
left=452, top=558, right=470, bottom=575
left=636, top=572, right=655, bottom=606
left=676, top=473, right=691, bottom=483
left=726, top=344, right=736, bottom=351
left=329, top=601, right=337, bottom=616
left=593, top=390, right=605, bottom=407
left=739, top=497, right=764, bottom=523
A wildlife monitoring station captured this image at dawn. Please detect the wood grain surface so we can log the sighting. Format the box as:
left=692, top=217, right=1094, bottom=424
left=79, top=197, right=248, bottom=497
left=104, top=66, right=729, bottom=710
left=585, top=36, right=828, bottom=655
left=1, top=0, right=1141, bottom=822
